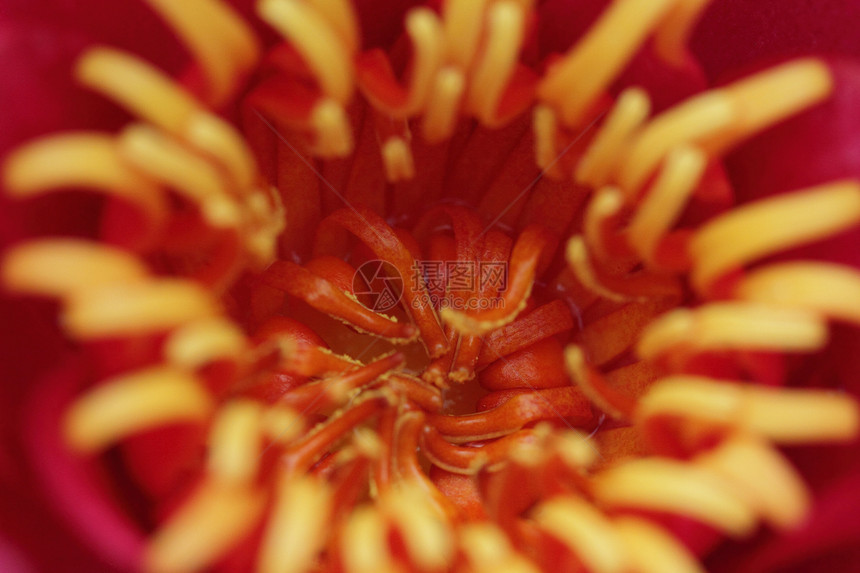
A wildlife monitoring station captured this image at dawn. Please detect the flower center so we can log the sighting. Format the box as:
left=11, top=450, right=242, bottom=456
left=3, top=1, right=860, bottom=572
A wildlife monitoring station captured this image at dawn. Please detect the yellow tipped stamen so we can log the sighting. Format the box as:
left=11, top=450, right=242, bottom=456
left=258, top=475, right=332, bottom=573
left=341, top=506, right=400, bottom=573
left=422, top=67, right=466, bottom=143
left=620, top=60, right=834, bottom=192
left=653, top=0, right=713, bottom=66
left=690, top=181, right=860, bottom=290
left=592, top=458, right=758, bottom=537
left=63, top=279, right=220, bottom=339
left=382, top=485, right=454, bottom=571
left=3, top=132, right=164, bottom=217
left=143, top=0, right=260, bottom=104
left=566, top=235, right=634, bottom=303
left=636, top=303, right=829, bottom=359
left=64, top=367, right=213, bottom=453
left=305, top=0, right=360, bottom=54
left=309, top=99, right=355, bottom=157
left=618, top=92, right=734, bottom=194
left=710, top=58, right=834, bottom=154
left=696, top=435, right=810, bottom=530
left=532, top=496, right=629, bottom=573
left=614, top=517, right=705, bottom=573
left=207, top=400, right=263, bottom=484
left=262, top=405, right=307, bottom=445
left=582, top=187, right=628, bottom=268
left=77, top=49, right=257, bottom=189
left=743, top=387, right=859, bottom=444
left=146, top=481, right=265, bottom=573
left=468, top=1, right=525, bottom=125
left=2, top=240, right=148, bottom=298
left=77, top=48, right=199, bottom=132
left=533, top=104, right=561, bottom=175
left=165, top=317, right=248, bottom=369
left=575, top=88, right=651, bottom=188
left=459, top=523, right=540, bottom=573
left=442, top=0, right=491, bottom=69
left=538, top=0, right=676, bottom=127
left=259, top=0, right=354, bottom=103
left=184, top=111, right=258, bottom=191
left=381, top=137, right=416, bottom=182
left=627, top=145, right=706, bottom=263
left=638, top=376, right=860, bottom=444
left=552, top=430, right=600, bottom=471
left=565, top=344, right=629, bottom=420
left=403, top=9, right=445, bottom=115
left=118, top=124, right=241, bottom=229
left=736, top=262, right=860, bottom=325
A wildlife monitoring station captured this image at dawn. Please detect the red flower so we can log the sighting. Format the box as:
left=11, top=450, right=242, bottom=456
left=1, top=1, right=860, bottom=572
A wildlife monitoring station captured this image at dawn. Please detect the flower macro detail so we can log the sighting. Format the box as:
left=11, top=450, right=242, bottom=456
left=1, top=0, right=860, bottom=572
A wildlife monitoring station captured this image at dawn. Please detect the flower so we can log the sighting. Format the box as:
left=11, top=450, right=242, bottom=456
left=1, top=0, right=860, bottom=572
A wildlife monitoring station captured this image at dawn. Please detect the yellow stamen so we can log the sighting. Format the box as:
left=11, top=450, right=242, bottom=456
left=566, top=235, right=634, bottom=303
left=259, top=0, right=354, bottom=103
left=165, top=317, right=248, bottom=370
left=468, top=1, right=526, bottom=126
left=636, top=303, right=829, bottom=358
left=381, top=137, right=416, bottom=183
left=77, top=48, right=198, bottom=132
left=63, top=279, right=220, bottom=339
left=710, top=58, right=834, bottom=154
left=442, top=0, right=492, bottom=69
left=258, top=475, right=332, bottom=573
left=77, top=48, right=257, bottom=189
left=65, top=367, right=213, bottom=453
left=146, top=481, right=265, bottom=573
left=620, top=60, right=833, bottom=192
left=582, top=186, right=627, bottom=268
left=653, top=0, right=714, bottom=66
left=690, top=181, right=860, bottom=289
left=592, top=458, right=758, bottom=537
left=614, top=517, right=705, bottom=573
left=459, top=523, right=540, bottom=573
left=565, top=344, right=627, bottom=420
left=422, top=67, right=465, bottom=143
left=627, top=145, right=706, bottom=264
left=143, top=0, right=260, bottom=104
left=2, top=240, right=148, bottom=298
left=404, top=8, right=445, bottom=115
left=638, top=376, right=860, bottom=443
left=262, top=405, right=306, bottom=445
left=382, top=485, right=454, bottom=571
left=305, top=0, right=360, bottom=54
left=618, top=92, right=734, bottom=194
left=184, top=111, right=258, bottom=191
left=736, top=262, right=860, bottom=325
left=532, top=496, right=629, bottom=573
left=533, top=104, right=561, bottom=176
left=3, top=132, right=164, bottom=217
left=538, top=0, right=676, bottom=127
left=696, top=435, right=810, bottom=530
left=341, top=506, right=400, bottom=573
left=552, top=430, right=599, bottom=471
left=207, top=400, right=263, bottom=484
left=309, top=98, right=355, bottom=157
left=118, top=124, right=241, bottom=229
left=575, top=88, right=651, bottom=188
